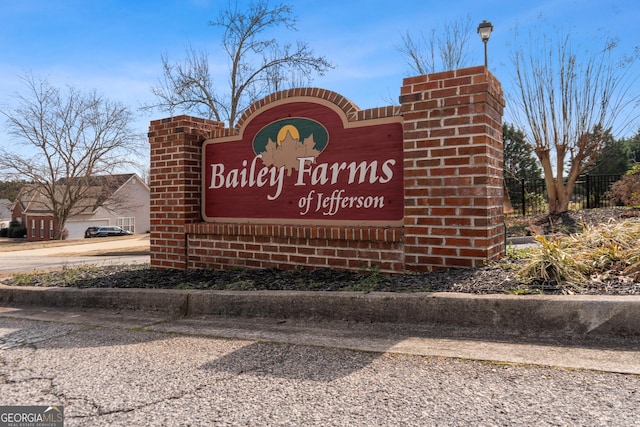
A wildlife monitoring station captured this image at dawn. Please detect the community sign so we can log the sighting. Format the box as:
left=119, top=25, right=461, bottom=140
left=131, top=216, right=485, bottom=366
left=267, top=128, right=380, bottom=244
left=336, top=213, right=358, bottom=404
left=202, top=98, right=404, bottom=224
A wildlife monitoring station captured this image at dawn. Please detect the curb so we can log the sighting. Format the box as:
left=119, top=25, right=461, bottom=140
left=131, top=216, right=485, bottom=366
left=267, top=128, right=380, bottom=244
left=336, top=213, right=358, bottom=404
left=0, top=287, right=188, bottom=315
left=506, top=236, right=536, bottom=245
left=1, top=286, right=640, bottom=337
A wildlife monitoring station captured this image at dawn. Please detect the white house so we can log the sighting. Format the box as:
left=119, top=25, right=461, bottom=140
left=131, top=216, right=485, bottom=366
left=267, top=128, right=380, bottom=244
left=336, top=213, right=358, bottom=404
left=13, top=174, right=150, bottom=241
left=63, top=174, right=150, bottom=239
left=0, top=199, right=12, bottom=229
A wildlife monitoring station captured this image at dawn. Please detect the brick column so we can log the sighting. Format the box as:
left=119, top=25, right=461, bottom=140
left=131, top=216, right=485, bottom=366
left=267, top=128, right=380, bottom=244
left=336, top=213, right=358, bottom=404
left=400, top=66, right=505, bottom=271
left=148, top=115, right=223, bottom=270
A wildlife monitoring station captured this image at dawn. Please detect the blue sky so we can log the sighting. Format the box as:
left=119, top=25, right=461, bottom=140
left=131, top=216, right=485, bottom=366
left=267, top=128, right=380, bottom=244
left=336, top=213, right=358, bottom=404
left=1, top=0, right=638, bottom=168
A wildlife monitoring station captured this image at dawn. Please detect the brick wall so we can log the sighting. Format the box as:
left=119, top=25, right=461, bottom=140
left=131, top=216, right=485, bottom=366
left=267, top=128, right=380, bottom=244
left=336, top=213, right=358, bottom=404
left=401, top=66, right=505, bottom=270
left=148, top=116, right=224, bottom=269
left=149, top=66, right=505, bottom=273
left=185, top=223, right=404, bottom=272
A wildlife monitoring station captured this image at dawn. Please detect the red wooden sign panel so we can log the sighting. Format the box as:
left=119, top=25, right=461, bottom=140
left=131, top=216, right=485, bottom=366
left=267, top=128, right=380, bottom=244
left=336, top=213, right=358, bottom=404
left=202, top=100, right=403, bottom=224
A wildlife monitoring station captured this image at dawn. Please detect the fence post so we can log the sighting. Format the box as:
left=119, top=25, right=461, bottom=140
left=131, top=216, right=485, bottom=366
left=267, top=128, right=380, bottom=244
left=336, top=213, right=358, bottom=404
left=585, top=174, right=591, bottom=209
left=521, top=180, right=526, bottom=216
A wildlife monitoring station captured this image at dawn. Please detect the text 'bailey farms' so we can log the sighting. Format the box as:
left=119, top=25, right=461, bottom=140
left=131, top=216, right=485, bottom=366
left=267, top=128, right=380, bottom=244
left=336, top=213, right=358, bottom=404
left=208, top=155, right=397, bottom=202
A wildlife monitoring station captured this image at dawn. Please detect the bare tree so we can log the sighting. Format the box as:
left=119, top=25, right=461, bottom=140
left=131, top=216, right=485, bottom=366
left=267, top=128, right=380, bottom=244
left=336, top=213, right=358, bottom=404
left=0, top=73, right=144, bottom=239
left=146, top=0, right=333, bottom=128
left=398, top=16, right=474, bottom=75
left=511, top=31, right=640, bottom=214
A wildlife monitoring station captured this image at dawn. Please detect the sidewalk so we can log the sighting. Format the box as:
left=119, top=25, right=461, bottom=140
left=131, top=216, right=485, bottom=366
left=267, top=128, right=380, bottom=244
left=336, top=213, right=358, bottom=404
left=1, top=285, right=639, bottom=374
left=1, top=302, right=639, bottom=375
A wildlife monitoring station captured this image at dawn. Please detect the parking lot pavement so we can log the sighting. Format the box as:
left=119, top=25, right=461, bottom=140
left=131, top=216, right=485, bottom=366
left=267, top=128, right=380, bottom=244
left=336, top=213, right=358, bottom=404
left=1, top=307, right=639, bottom=426
left=0, top=235, right=149, bottom=274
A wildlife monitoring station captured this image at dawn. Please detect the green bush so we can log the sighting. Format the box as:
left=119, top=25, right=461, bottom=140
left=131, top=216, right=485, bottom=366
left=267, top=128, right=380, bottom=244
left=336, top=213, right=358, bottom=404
left=0, top=228, right=7, bottom=237
left=9, top=227, right=26, bottom=238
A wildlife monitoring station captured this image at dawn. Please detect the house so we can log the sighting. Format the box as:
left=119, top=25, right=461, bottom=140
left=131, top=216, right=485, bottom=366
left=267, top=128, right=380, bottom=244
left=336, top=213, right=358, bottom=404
left=12, top=174, right=149, bottom=241
left=0, top=199, right=12, bottom=229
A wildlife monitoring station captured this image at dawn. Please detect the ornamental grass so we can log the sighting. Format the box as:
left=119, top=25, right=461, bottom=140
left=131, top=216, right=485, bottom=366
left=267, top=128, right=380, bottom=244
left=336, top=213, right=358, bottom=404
left=518, top=218, right=640, bottom=293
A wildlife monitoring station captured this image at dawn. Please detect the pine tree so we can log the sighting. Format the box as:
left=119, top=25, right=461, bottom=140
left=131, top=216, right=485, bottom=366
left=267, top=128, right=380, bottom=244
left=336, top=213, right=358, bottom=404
left=503, top=123, right=542, bottom=182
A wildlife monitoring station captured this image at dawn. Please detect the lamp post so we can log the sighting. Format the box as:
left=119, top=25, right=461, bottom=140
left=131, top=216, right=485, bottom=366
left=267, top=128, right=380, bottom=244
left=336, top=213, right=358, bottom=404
left=477, top=20, right=494, bottom=68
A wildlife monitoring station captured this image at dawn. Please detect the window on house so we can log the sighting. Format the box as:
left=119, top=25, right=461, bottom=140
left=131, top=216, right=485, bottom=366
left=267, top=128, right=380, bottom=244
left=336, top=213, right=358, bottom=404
left=49, top=220, right=54, bottom=239
left=40, top=220, right=44, bottom=238
left=31, top=219, right=35, bottom=237
left=117, top=217, right=135, bottom=233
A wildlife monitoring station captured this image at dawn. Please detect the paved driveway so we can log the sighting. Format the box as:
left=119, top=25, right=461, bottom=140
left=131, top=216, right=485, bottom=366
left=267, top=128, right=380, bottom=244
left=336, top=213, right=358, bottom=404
left=0, top=235, right=150, bottom=274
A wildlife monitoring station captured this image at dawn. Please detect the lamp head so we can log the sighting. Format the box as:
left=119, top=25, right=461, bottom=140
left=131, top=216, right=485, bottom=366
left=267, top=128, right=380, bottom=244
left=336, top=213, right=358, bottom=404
left=477, top=20, right=494, bottom=42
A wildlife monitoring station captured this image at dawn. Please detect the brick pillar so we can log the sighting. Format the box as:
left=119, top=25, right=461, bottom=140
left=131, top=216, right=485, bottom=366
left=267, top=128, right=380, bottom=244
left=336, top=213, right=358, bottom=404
left=148, top=115, right=223, bottom=270
left=400, top=66, right=505, bottom=271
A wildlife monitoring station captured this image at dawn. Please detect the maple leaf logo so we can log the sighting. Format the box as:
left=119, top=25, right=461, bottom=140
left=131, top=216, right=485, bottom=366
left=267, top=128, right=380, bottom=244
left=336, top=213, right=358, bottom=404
left=261, top=128, right=322, bottom=176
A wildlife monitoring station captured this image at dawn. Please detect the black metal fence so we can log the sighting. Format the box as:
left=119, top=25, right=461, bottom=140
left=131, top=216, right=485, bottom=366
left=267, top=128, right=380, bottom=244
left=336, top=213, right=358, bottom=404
left=505, top=174, right=622, bottom=216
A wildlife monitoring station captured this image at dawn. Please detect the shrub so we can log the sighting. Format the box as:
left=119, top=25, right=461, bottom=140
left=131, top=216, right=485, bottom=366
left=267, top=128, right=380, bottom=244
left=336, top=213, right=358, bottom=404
left=0, top=228, right=7, bottom=237
left=518, top=218, right=640, bottom=292
left=517, top=235, right=588, bottom=292
left=9, top=226, right=26, bottom=238
left=606, top=165, right=640, bottom=206
left=525, top=192, right=548, bottom=213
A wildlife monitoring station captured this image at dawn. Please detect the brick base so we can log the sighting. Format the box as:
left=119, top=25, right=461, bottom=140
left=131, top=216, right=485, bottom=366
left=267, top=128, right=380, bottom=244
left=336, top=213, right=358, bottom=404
left=149, top=67, right=505, bottom=274
left=185, top=223, right=404, bottom=273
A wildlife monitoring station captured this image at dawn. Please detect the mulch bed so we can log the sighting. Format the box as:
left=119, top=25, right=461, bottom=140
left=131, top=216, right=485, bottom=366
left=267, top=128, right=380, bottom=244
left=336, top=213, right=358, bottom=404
left=3, top=208, right=640, bottom=295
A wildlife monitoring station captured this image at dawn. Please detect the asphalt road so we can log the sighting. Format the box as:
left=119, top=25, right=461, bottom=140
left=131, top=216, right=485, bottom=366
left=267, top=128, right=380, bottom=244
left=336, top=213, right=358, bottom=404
left=0, top=235, right=150, bottom=274
left=1, top=308, right=639, bottom=426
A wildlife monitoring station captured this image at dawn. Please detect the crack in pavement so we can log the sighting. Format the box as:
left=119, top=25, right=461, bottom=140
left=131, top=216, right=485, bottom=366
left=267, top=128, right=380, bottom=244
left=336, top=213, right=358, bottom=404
left=70, top=381, right=226, bottom=424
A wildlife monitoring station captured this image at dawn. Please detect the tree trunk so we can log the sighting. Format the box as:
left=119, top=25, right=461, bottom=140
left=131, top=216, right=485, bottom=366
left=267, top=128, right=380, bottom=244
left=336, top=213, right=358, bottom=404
left=549, top=178, right=571, bottom=214
left=536, top=148, right=570, bottom=214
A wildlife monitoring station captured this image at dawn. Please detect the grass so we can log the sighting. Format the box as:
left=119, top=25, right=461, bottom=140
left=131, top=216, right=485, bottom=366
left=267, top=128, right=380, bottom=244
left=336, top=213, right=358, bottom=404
left=228, top=280, right=255, bottom=290
left=129, top=327, right=153, bottom=332
left=359, top=264, right=384, bottom=286
left=517, top=218, right=640, bottom=293
left=7, top=264, right=103, bottom=287
left=517, top=235, right=589, bottom=292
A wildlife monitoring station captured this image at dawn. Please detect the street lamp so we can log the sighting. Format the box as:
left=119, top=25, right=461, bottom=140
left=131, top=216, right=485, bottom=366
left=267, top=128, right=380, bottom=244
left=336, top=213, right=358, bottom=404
left=477, top=20, right=494, bottom=68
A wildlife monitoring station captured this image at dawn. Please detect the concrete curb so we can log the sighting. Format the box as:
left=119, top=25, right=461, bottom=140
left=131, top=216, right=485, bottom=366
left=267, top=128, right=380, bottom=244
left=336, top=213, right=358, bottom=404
left=1, top=285, right=640, bottom=338
left=0, top=287, right=188, bottom=316
left=506, top=236, right=537, bottom=245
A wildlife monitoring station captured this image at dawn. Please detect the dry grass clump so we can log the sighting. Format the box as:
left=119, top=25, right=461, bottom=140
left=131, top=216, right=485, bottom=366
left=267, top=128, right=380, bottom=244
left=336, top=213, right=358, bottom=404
left=518, top=218, right=640, bottom=293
